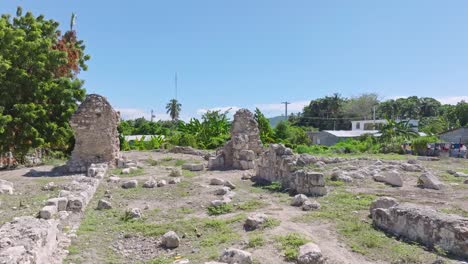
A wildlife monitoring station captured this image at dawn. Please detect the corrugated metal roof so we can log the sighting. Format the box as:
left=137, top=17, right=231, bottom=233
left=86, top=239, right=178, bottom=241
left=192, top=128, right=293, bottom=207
left=322, top=130, right=380, bottom=137
left=124, top=135, right=165, bottom=141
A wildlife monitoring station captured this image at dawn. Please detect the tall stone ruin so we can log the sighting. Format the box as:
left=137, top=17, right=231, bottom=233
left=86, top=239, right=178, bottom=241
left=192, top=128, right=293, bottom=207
left=67, top=94, right=120, bottom=172
left=208, top=109, right=263, bottom=170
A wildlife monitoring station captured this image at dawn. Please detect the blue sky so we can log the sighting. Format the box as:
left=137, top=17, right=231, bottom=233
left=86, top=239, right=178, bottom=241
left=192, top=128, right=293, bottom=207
left=2, top=1, right=468, bottom=120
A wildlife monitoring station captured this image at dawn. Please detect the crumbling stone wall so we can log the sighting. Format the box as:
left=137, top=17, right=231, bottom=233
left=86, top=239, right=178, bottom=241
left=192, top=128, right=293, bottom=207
left=255, top=144, right=327, bottom=196
left=371, top=198, right=468, bottom=259
left=67, top=94, right=120, bottom=172
left=208, top=109, right=263, bottom=170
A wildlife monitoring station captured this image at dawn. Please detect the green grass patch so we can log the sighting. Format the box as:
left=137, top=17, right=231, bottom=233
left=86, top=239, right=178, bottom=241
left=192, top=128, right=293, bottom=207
left=146, top=158, right=159, bottom=166
left=440, top=206, right=468, bottom=217
left=438, top=172, right=466, bottom=184
left=275, top=233, right=310, bottom=261
left=146, top=257, right=172, bottom=264
left=247, top=233, right=265, bottom=248
left=207, top=203, right=234, bottom=215
left=261, top=217, right=281, bottom=229
left=182, top=169, right=197, bottom=177
left=175, top=159, right=186, bottom=166
left=298, top=189, right=440, bottom=263
left=237, top=200, right=267, bottom=211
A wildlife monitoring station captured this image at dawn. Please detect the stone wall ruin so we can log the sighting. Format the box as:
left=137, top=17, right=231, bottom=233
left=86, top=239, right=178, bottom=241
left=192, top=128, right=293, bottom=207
left=208, top=109, right=263, bottom=170
left=255, top=144, right=327, bottom=196
left=67, top=94, right=120, bottom=172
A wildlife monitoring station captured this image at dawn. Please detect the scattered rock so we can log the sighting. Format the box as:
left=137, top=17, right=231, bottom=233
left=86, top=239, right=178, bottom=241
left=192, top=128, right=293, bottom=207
left=302, top=200, right=320, bottom=211
left=169, top=178, right=181, bottom=184
left=128, top=208, right=142, bottom=219
left=447, top=169, right=456, bottom=175
left=0, top=180, right=14, bottom=194
left=182, top=163, right=204, bottom=171
left=219, top=248, right=253, bottom=264
left=162, top=231, right=180, bottom=248
left=143, top=178, right=157, bottom=188
left=244, top=213, right=268, bottom=230
left=97, top=199, right=112, bottom=210
left=210, top=178, right=226, bottom=185
left=224, top=181, right=236, bottom=189
left=121, top=168, right=131, bottom=174
left=454, top=172, right=468, bottom=177
left=108, top=176, right=121, bottom=183
left=297, top=242, right=326, bottom=264
left=401, top=163, right=422, bottom=172
left=241, top=172, right=252, bottom=180
left=291, top=194, right=309, bottom=207
left=121, top=180, right=138, bottom=189
left=157, top=180, right=167, bottom=187
left=210, top=199, right=230, bottom=207
left=464, top=179, right=468, bottom=184
left=418, top=173, right=444, bottom=190
left=46, top=197, right=68, bottom=212
left=383, top=170, right=403, bottom=187
left=169, top=167, right=183, bottom=177
left=215, top=187, right=231, bottom=195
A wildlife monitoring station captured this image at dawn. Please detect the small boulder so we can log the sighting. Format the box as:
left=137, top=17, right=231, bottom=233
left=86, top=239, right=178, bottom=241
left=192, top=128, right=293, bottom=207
left=244, top=213, right=268, bottom=230
left=464, top=179, right=468, bottom=184
left=157, top=180, right=167, bottom=187
left=108, top=176, right=121, bottom=183
left=128, top=208, right=142, bottom=219
left=224, top=181, right=236, bottom=189
left=241, top=172, right=252, bottom=180
left=41, top=182, right=57, bottom=191
left=418, top=173, right=444, bottom=190
left=447, top=169, right=456, bottom=175
left=383, top=170, right=403, bottom=187
left=162, top=231, right=180, bottom=248
left=97, top=199, right=112, bottom=210
left=0, top=180, right=14, bottom=194
left=302, top=200, right=320, bottom=211
left=121, top=180, right=138, bottom=189
left=39, top=205, right=57, bottom=219
left=169, top=178, right=181, bottom=184
left=291, top=194, right=309, bottom=207
left=297, top=242, right=326, bottom=264
left=210, top=178, right=225, bottom=185
left=169, top=167, right=183, bottom=177
left=454, top=172, right=468, bottom=177
left=215, top=186, right=231, bottom=195
left=210, top=199, right=230, bottom=207
left=143, top=178, right=157, bottom=188
left=46, top=197, right=68, bottom=211
left=122, top=168, right=131, bottom=174
left=219, top=248, right=252, bottom=264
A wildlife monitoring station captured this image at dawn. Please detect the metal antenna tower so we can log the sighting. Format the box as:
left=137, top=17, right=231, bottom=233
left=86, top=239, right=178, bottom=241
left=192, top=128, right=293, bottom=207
left=281, top=101, right=291, bottom=120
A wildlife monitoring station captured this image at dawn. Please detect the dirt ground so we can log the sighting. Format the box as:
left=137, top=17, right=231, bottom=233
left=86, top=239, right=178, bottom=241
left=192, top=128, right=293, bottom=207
left=1, top=151, right=467, bottom=264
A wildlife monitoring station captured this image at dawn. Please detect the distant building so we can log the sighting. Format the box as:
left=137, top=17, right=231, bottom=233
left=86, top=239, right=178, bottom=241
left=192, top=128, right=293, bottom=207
left=124, top=135, right=164, bottom=142
left=439, top=127, right=468, bottom=144
left=310, top=119, right=422, bottom=146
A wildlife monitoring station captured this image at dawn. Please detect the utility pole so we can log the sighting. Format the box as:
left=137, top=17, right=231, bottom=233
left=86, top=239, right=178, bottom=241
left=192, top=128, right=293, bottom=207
left=281, top=101, right=290, bottom=120
left=150, top=109, right=155, bottom=122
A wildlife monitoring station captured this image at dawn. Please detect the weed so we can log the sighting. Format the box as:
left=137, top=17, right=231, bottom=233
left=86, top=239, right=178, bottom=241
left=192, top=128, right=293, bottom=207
left=275, top=233, right=310, bottom=261
left=175, top=159, right=186, bottom=166
left=146, top=158, right=159, bottom=166
left=207, top=203, right=234, bottom=215
left=261, top=218, right=281, bottom=229
left=247, top=234, right=265, bottom=248
left=439, top=206, right=468, bottom=217
left=237, top=200, right=267, bottom=211
left=182, top=169, right=196, bottom=177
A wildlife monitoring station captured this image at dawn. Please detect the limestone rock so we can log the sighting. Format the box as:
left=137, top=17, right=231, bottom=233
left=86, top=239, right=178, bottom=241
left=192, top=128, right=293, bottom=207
left=157, top=180, right=167, bottom=187
left=244, top=213, right=268, bottom=230
left=302, top=200, right=320, bottom=211
left=215, top=187, right=231, bottom=195
left=169, top=178, right=181, bottom=184
left=169, top=167, right=183, bottom=177
left=372, top=203, right=468, bottom=259
left=46, top=197, right=68, bottom=212
left=219, top=248, right=253, bottom=264
left=143, top=178, right=157, bottom=188
left=291, top=194, right=309, bottom=207
left=128, top=208, right=142, bottom=219
left=383, top=170, right=403, bottom=187
left=0, top=180, right=13, bottom=194
left=454, top=172, right=468, bottom=177
left=108, top=176, right=121, bottom=183
left=297, top=242, right=326, bottom=264
left=67, top=196, right=84, bottom=212
left=401, top=163, right=422, bottom=172
left=121, top=180, right=138, bottom=189
left=241, top=172, right=253, bottom=180
left=41, top=182, right=57, bottom=191
left=39, top=205, right=57, bottom=219
left=162, top=231, right=180, bottom=248
left=418, top=173, right=444, bottom=190
left=224, top=181, right=236, bottom=189
left=210, top=178, right=226, bottom=185
left=122, top=168, right=131, bottom=174
left=369, top=197, right=399, bottom=214
left=97, top=199, right=112, bottom=210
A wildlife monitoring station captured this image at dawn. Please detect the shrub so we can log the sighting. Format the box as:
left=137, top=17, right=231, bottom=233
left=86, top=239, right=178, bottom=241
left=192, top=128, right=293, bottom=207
left=411, top=136, right=439, bottom=156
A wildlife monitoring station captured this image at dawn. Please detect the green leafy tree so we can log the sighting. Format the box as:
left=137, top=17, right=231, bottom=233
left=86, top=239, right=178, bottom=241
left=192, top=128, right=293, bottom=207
left=166, top=99, right=181, bottom=121
left=0, top=8, right=89, bottom=159
left=254, top=108, right=275, bottom=144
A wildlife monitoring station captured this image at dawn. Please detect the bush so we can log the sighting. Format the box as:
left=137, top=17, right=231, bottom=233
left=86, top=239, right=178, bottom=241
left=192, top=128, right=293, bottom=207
left=411, top=136, right=439, bottom=156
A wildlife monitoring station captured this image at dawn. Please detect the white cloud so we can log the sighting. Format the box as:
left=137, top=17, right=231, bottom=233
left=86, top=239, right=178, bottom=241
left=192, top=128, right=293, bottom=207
left=434, top=96, right=468, bottom=105
left=196, top=106, right=241, bottom=115
left=116, top=108, right=171, bottom=121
